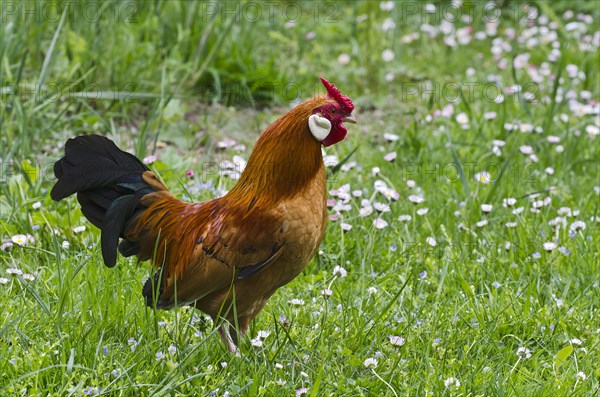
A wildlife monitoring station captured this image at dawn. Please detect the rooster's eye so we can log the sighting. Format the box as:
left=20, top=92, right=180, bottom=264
left=330, top=109, right=336, bottom=115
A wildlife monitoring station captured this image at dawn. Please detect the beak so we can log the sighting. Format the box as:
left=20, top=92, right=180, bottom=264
left=342, top=113, right=357, bottom=124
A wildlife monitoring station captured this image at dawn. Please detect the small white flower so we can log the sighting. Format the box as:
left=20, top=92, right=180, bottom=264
left=288, top=298, right=305, bottom=306
left=383, top=189, right=400, bottom=201
left=586, top=125, right=599, bottom=138
left=337, top=53, right=350, bottom=65
left=363, top=358, right=378, bottom=368
left=383, top=133, right=399, bottom=142
left=380, top=1, right=394, bottom=11
left=321, top=288, right=333, bottom=297
left=257, top=330, right=270, bottom=339
left=569, top=221, right=586, bottom=233
left=143, top=155, right=156, bottom=165
left=374, top=180, right=388, bottom=194
left=569, top=338, right=583, bottom=345
left=250, top=337, right=263, bottom=347
left=128, top=338, right=138, bottom=351
left=554, top=297, right=563, bottom=307
left=22, top=273, right=35, bottom=281
left=388, top=335, right=405, bottom=346
left=426, top=237, right=437, bottom=247
left=323, top=155, right=339, bottom=167
left=221, top=361, right=228, bottom=368
left=547, top=135, right=561, bottom=143
left=341, top=223, right=352, bottom=231
left=73, top=226, right=86, bottom=234
left=475, top=171, right=491, bottom=184
left=512, top=207, right=524, bottom=215
left=368, top=287, right=378, bottom=295
left=6, top=268, right=23, bottom=275
left=61, top=240, right=70, bottom=249
left=373, top=202, right=391, bottom=212
left=381, top=49, right=395, bottom=62
left=359, top=206, right=373, bottom=217
left=566, top=64, right=578, bottom=78
left=11, top=235, right=28, bottom=246
left=383, top=152, right=397, bottom=162
left=543, top=242, right=557, bottom=251
left=0, top=277, right=9, bottom=284
left=557, top=207, right=572, bottom=216
left=444, top=377, right=461, bottom=390
left=168, top=345, right=177, bottom=355
left=519, top=123, right=534, bottom=133
left=275, top=363, right=284, bottom=369
left=519, top=145, right=534, bottom=155
left=481, top=204, right=493, bottom=213
left=416, top=208, right=429, bottom=216
left=408, top=194, right=425, bottom=204
left=455, top=112, right=469, bottom=125
left=381, top=17, right=396, bottom=31
left=576, top=371, right=587, bottom=381
left=476, top=219, right=489, bottom=227
left=333, top=266, right=348, bottom=278
left=516, top=346, right=532, bottom=359
left=155, top=351, right=164, bottom=361
left=503, top=197, right=516, bottom=207
left=373, top=218, right=389, bottom=229
left=32, top=201, right=42, bottom=209
left=398, top=215, right=412, bottom=222
left=406, top=179, right=416, bottom=188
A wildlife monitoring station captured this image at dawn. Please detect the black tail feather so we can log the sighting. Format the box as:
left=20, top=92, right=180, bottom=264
left=52, top=134, right=159, bottom=267
left=100, top=195, right=140, bottom=267
left=51, top=135, right=148, bottom=200
left=118, top=239, right=141, bottom=257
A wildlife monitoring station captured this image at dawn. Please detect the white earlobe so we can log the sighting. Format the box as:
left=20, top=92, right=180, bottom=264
left=308, top=114, right=331, bottom=141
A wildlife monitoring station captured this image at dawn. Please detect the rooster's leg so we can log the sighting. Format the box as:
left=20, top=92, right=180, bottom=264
left=218, top=324, right=240, bottom=355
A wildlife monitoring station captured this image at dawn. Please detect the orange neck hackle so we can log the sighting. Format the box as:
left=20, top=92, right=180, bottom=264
left=228, top=95, right=332, bottom=202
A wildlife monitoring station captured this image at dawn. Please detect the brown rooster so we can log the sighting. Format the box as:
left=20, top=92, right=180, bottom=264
left=51, top=78, right=356, bottom=352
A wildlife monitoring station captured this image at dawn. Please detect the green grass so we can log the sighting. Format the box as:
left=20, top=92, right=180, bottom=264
left=1, top=1, right=599, bottom=396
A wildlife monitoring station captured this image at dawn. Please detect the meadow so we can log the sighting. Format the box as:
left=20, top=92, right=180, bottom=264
left=1, top=1, right=599, bottom=396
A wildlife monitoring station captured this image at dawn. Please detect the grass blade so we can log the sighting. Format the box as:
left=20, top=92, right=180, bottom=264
left=36, top=6, right=68, bottom=99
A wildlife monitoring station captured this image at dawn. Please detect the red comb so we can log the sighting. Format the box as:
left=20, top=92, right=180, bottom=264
left=320, top=77, right=354, bottom=113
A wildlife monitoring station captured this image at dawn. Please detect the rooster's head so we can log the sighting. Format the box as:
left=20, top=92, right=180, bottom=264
left=309, top=78, right=356, bottom=147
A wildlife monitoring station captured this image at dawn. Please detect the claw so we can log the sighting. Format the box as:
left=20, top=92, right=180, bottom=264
left=218, top=324, right=240, bottom=356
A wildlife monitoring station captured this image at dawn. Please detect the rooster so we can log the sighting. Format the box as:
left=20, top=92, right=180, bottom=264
left=51, top=78, right=356, bottom=352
